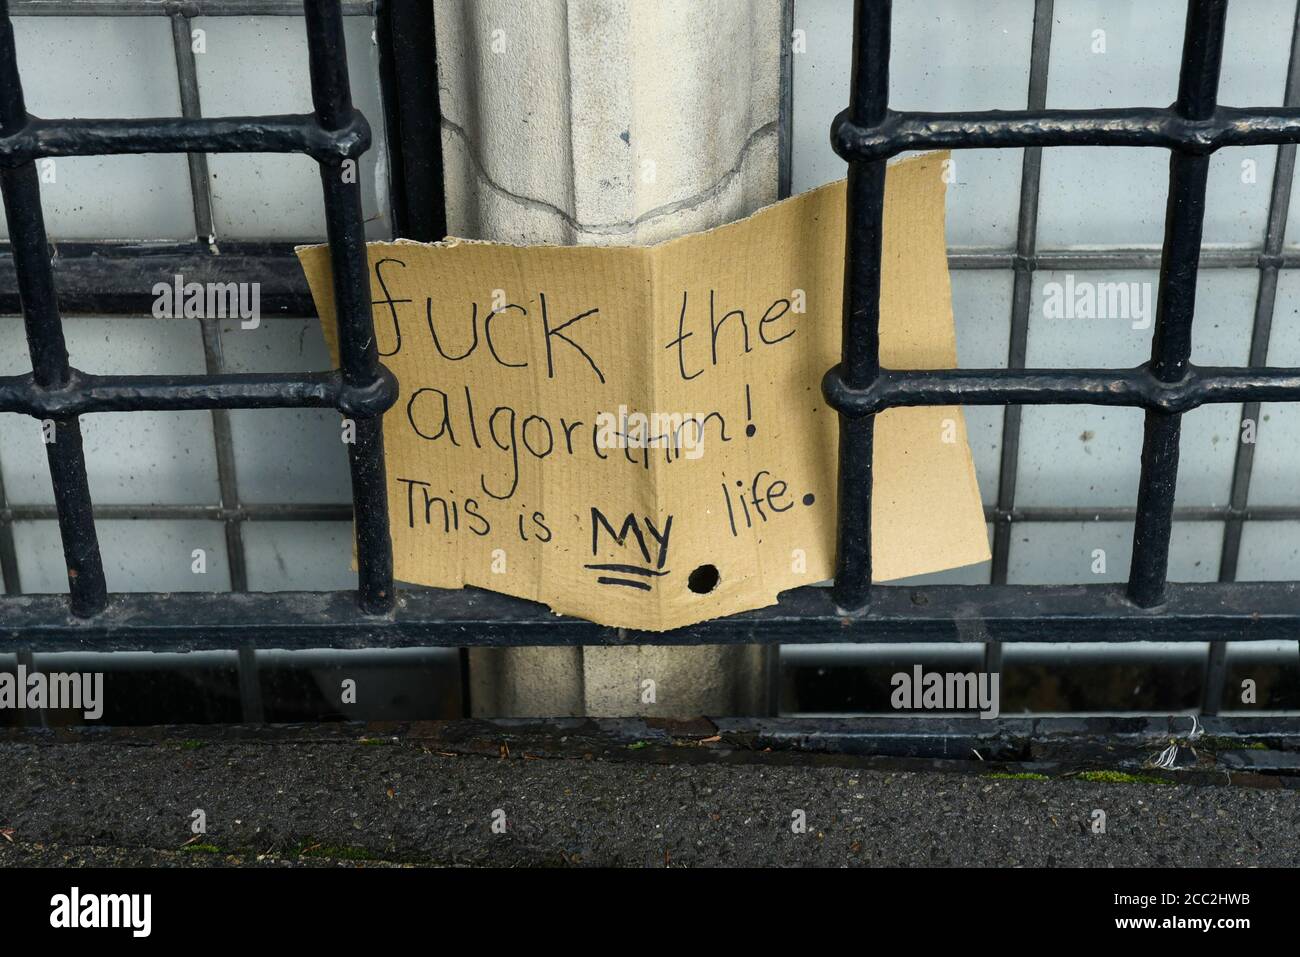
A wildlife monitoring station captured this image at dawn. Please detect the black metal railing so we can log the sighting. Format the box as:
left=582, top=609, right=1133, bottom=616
left=2, top=0, right=1300, bottom=677
left=0, top=0, right=396, bottom=625
left=822, top=0, right=1300, bottom=644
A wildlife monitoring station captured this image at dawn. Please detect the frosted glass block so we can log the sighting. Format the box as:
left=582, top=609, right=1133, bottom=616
left=1246, top=271, right=1300, bottom=507
left=1044, top=0, right=1292, bottom=112
left=4, top=155, right=195, bottom=242
left=789, top=0, right=850, bottom=194
left=1046, top=0, right=1182, bottom=110
left=1237, top=521, right=1300, bottom=580
left=223, top=406, right=352, bottom=504
left=1, top=18, right=192, bottom=241
left=1281, top=165, right=1300, bottom=247
left=219, top=318, right=351, bottom=503
left=0, top=318, right=29, bottom=375
left=1203, top=147, right=1276, bottom=247
left=790, top=0, right=1029, bottom=247
left=951, top=271, right=1013, bottom=504
left=243, top=521, right=357, bottom=591
left=1026, top=268, right=1158, bottom=366
left=1191, top=268, right=1259, bottom=366
left=10, top=18, right=179, bottom=118
left=1042, top=0, right=1289, bottom=248
left=1175, top=270, right=1257, bottom=507
left=1218, top=0, right=1295, bottom=106
left=1001, top=399, right=1237, bottom=511
left=1037, top=147, right=1169, bottom=248
left=0, top=318, right=219, bottom=506
left=934, top=150, right=1023, bottom=249
left=64, top=317, right=209, bottom=375
left=1169, top=405, right=1242, bottom=507
left=1016, top=405, right=1143, bottom=507
left=1018, top=268, right=1249, bottom=507
left=217, top=316, right=335, bottom=374
left=887, top=0, right=1035, bottom=111
left=1267, top=270, right=1300, bottom=365
left=952, top=272, right=1014, bottom=366
left=12, top=520, right=230, bottom=593
left=196, top=16, right=389, bottom=240
left=1242, top=402, right=1300, bottom=507
left=1007, top=521, right=1222, bottom=584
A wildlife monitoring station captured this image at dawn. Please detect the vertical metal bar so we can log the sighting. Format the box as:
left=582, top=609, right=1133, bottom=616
left=303, top=0, right=394, bottom=614
left=237, top=644, right=265, bottom=723
left=374, top=0, right=447, bottom=241
left=777, top=0, right=794, bottom=200
left=987, top=0, right=1055, bottom=683
left=199, top=323, right=246, bottom=589
left=1128, top=0, right=1227, bottom=608
left=170, top=6, right=245, bottom=590
left=200, top=318, right=265, bottom=719
left=1203, top=0, right=1300, bottom=715
left=0, top=462, right=21, bottom=596
left=171, top=6, right=266, bottom=719
left=832, top=0, right=891, bottom=611
left=169, top=9, right=215, bottom=244
left=0, top=0, right=107, bottom=617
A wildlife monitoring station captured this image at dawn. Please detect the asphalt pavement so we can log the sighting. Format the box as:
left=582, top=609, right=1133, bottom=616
left=1, top=719, right=1297, bottom=867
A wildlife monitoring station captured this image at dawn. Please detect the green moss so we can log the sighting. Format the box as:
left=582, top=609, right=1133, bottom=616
left=985, top=771, right=1050, bottom=781
left=1076, top=770, right=1172, bottom=786
left=626, top=741, right=651, bottom=750
left=358, top=737, right=393, bottom=746
left=177, top=739, right=205, bottom=750
left=181, top=843, right=222, bottom=854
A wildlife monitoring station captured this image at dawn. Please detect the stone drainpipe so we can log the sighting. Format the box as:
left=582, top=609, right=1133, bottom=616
left=434, top=0, right=783, bottom=718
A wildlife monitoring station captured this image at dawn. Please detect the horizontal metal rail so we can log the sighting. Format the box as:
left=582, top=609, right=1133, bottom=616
left=8, top=1, right=374, bottom=14
left=833, top=106, right=1300, bottom=161
left=0, top=503, right=353, bottom=522
left=3, top=243, right=1298, bottom=321
left=0, top=242, right=318, bottom=315
left=0, top=582, right=1296, bottom=652
left=824, top=364, right=1300, bottom=416
left=7, top=501, right=1300, bottom=526
left=0, top=113, right=368, bottom=165
left=0, top=367, right=396, bottom=416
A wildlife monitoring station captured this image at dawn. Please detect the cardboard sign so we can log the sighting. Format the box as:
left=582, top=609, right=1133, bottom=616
left=298, top=151, right=989, bottom=631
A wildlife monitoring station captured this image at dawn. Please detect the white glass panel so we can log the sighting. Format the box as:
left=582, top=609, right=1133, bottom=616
left=195, top=16, right=389, bottom=240
left=12, top=519, right=230, bottom=592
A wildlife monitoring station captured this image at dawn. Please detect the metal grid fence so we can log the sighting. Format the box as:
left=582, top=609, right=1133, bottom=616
left=0, top=0, right=396, bottom=632
left=0, top=1, right=442, bottom=660
left=820, top=0, right=1300, bottom=699
left=1, top=0, right=1299, bottom=700
left=801, top=0, right=1300, bottom=716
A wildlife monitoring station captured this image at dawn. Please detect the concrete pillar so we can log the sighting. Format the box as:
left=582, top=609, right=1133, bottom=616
left=436, top=0, right=783, bottom=717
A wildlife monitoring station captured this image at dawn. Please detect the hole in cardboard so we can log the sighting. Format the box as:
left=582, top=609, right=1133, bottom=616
left=688, top=564, right=720, bottom=594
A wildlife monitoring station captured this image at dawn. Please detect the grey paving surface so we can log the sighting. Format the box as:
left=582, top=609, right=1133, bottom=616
left=0, top=728, right=1297, bottom=867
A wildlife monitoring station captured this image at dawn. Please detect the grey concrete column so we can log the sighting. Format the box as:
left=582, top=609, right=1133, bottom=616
left=436, top=0, right=783, bottom=717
